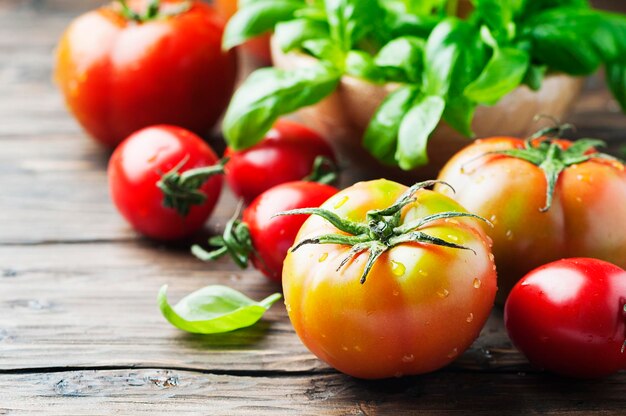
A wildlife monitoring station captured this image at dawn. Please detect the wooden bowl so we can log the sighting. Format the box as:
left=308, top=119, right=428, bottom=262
left=271, top=39, right=585, bottom=183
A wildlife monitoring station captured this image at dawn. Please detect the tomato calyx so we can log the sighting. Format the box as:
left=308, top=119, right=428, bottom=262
left=278, top=180, right=490, bottom=284
left=479, top=124, right=622, bottom=212
left=303, top=156, right=339, bottom=185
left=116, top=0, right=191, bottom=23
left=191, top=202, right=257, bottom=269
left=157, top=156, right=227, bottom=217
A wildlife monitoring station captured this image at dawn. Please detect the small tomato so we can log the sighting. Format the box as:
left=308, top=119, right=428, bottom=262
left=505, top=258, right=626, bottom=378
left=108, top=125, right=223, bottom=240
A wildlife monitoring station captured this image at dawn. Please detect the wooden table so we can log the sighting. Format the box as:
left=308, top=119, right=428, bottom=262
left=1, top=1, right=625, bottom=414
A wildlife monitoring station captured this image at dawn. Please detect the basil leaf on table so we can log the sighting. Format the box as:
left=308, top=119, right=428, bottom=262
left=397, top=95, right=446, bottom=170
left=363, top=85, right=420, bottom=165
left=223, top=0, right=304, bottom=50
left=274, top=18, right=329, bottom=53
left=607, top=62, right=626, bottom=112
left=158, top=285, right=282, bottom=334
left=375, top=36, right=425, bottom=84
left=223, top=64, right=340, bottom=150
left=464, top=47, right=530, bottom=105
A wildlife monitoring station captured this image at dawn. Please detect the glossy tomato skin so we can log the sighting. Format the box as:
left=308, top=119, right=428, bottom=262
left=243, top=182, right=338, bottom=282
left=282, top=180, right=497, bottom=379
left=505, top=258, right=626, bottom=378
left=437, top=137, right=626, bottom=302
left=225, top=120, right=336, bottom=203
left=214, top=0, right=272, bottom=64
left=108, top=125, right=222, bottom=240
left=55, top=1, right=237, bottom=147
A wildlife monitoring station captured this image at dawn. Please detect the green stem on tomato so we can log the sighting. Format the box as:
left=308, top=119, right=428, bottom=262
left=303, top=156, right=339, bottom=185
left=157, top=156, right=227, bottom=217
left=278, top=180, right=489, bottom=284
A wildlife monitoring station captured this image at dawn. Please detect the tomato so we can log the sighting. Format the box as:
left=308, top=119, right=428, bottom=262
left=193, top=181, right=338, bottom=282
left=109, top=125, right=223, bottom=240
left=505, top=258, right=626, bottom=378
left=214, top=0, right=272, bottom=64
left=282, top=179, right=497, bottom=379
left=224, top=119, right=337, bottom=203
left=55, top=0, right=237, bottom=147
left=437, top=136, right=626, bottom=302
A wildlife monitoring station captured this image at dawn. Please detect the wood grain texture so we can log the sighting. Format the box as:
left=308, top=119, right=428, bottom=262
left=1, top=0, right=625, bottom=414
left=1, top=369, right=625, bottom=415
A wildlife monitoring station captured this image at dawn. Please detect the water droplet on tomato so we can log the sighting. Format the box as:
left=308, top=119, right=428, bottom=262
left=392, top=290, right=399, bottom=297
left=391, top=261, right=406, bottom=276
left=445, top=219, right=460, bottom=225
left=354, top=345, right=363, bottom=352
left=334, top=196, right=349, bottom=209
left=341, top=345, right=348, bottom=351
left=447, top=234, right=459, bottom=242
left=473, top=278, right=482, bottom=289
left=466, top=313, right=474, bottom=323
left=437, top=289, right=450, bottom=299
left=285, top=303, right=292, bottom=313
left=475, top=175, right=485, bottom=184
left=402, top=354, right=415, bottom=363
left=489, top=253, right=495, bottom=262
left=418, top=269, right=428, bottom=277
left=489, top=214, right=498, bottom=225
left=576, top=197, right=582, bottom=203
left=505, top=230, right=514, bottom=240
left=447, top=348, right=459, bottom=359
left=318, top=253, right=328, bottom=263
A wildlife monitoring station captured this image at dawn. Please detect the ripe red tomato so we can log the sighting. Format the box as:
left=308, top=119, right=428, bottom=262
left=214, top=0, right=272, bottom=64
left=224, top=119, right=337, bottom=203
left=55, top=0, right=237, bottom=147
left=244, top=182, right=339, bottom=281
left=109, top=125, right=223, bottom=240
left=505, top=258, right=626, bottom=378
left=437, top=136, right=626, bottom=302
left=193, top=181, right=338, bottom=282
left=282, top=179, right=497, bottom=379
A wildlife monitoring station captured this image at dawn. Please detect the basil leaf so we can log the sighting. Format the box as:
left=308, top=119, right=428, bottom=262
left=375, top=36, right=425, bottom=84
left=396, top=95, right=445, bottom=170
left=223, top=64, right=340, bottom=150
left=158, top=285, right=282, bottom=334
left=444, top=96, right=476, bottom=137
left=274, top=18, right=329, bottom=53
left=474, top=0, right=514, bottom=40
left=423, top=19, right=485, bottom=98
left=520, top=0, right=590, bottom=19
left=223, top=0, right=303, bottom=50
left=325, top=0, right=382, bottom=51
left=302, top=39, right=345, bottom=64
left=523, top=64, right=547, bottom=91
left=345, top=50, right=385, bottom=82
left=464, top=47, right=530, bottom=105
left=363, top=86, right=420, bottom=165
left=607, top=62, right=626, bottom=112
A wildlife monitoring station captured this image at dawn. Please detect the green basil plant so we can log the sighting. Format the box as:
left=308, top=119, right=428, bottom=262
left=222, top=0, right=626, bottom=170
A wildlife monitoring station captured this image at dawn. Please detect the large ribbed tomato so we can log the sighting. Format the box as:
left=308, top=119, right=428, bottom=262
left=282, top=180, right=497, bottom=379
left=55, top=0, right=237, bottom=147
left=437, top=136, right=626, bottom=302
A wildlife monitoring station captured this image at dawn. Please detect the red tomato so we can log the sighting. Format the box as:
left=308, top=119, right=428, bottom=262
left=437, top=136, right=626, bottom=302
left=505, top=258, right=626, bottom=378
left=244, top=182, right=339, bottom=281
left=193, top=181, right=338, bottom=282
left=109, top=125, right=223, bottom=240
left=282, top=179, right=497, bottom=379
left=224, top=119, right=337, bottom=203
left=55, top=0, right=237, bottom=147
left=214, top=0, right=272, bottom=64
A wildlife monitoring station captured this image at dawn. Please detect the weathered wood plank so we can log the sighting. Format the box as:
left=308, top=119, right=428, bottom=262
left=0, top=241, right=522, bottom=374
left=1, top=369, right=625, bottom=415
